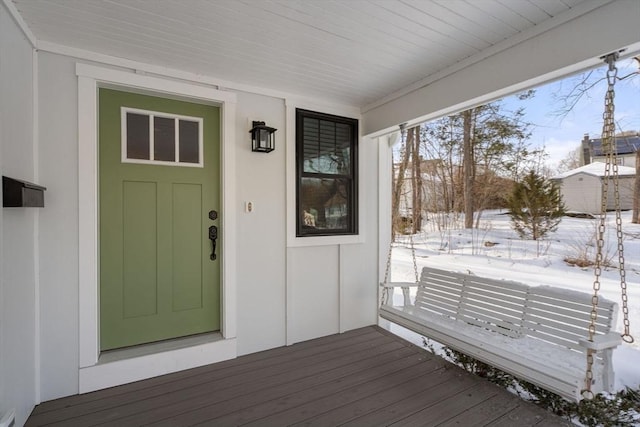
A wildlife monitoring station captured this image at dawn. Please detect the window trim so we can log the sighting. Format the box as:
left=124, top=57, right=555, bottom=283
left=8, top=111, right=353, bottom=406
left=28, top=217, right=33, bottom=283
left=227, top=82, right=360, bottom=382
left=295, top=108, right=359, bottom=237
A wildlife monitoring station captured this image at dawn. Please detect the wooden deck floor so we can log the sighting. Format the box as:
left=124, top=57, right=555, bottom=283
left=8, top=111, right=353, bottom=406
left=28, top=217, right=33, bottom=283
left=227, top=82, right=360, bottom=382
left=26, top=326, right=571, bottom=426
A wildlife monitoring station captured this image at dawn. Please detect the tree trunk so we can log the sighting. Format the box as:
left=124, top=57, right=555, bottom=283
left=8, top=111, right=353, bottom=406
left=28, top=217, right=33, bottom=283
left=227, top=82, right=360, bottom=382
left=463, top=110, right=474, bottom=229
left=633, top=149, right=640, bottom=224
left=392, top=129, right=413, bottom=238
left=411, top=126, right=422, bottom=233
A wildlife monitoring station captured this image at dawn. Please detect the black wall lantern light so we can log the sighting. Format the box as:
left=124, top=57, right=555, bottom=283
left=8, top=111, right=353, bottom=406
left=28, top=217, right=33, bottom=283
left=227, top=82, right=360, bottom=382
left=249, top=121, right=277, bottom=153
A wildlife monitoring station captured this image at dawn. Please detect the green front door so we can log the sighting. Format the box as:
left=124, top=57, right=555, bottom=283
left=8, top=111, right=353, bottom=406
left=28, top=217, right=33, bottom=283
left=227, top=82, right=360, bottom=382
left=99, top=88, right=220, bottom=351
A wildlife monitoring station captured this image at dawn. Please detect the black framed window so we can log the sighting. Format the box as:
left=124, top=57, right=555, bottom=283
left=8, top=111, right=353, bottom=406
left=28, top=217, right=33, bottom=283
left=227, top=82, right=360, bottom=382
left=296, top=109, right=358, bottom=236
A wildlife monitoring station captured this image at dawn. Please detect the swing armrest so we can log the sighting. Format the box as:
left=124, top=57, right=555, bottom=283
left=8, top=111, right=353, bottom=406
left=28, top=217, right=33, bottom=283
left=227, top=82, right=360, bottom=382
left=579, top=332, right=622, bottom=351
left=380, top=282, right=419, bottom=288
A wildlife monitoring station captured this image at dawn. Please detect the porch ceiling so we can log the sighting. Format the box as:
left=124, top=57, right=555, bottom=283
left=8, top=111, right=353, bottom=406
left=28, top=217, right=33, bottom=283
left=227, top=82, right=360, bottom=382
left=15, top=0, right=590, bottom=108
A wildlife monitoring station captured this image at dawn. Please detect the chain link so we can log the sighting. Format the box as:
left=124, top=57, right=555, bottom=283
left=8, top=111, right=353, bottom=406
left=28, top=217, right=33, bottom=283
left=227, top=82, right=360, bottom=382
left=409, top=233, right=419, bottom=282
left=381, top=241, right=395, bottom=306
left=583, top=53, right=634, bottom=399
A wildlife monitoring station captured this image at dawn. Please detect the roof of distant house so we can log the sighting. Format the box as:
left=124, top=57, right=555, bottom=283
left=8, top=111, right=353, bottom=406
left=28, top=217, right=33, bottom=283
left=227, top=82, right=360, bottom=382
left=588, top=135, right=640, bottom=156
left=552, top=161, right=636, bottom=179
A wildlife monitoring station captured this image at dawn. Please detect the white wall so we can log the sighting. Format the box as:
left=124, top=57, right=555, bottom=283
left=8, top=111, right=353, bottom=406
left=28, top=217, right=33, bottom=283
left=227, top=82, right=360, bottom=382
left=560, top=174, right=636, bottom=214
left=0, top=3, right=37, bottom=425
left=234, top=91, right=287, bottom=355
left=35, top=51, right=379, bottom=401
left=560, top=173, right=602, bottom=214
left=37, top=52, right=80, bottom=400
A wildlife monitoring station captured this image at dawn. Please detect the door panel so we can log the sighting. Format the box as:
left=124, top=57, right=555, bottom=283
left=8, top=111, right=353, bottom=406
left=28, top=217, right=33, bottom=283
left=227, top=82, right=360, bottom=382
left=172, top=183, right=203, bottom=311
left=99, top=88, right=220, bottom=351
left=122, top=181, right=158, bottom=318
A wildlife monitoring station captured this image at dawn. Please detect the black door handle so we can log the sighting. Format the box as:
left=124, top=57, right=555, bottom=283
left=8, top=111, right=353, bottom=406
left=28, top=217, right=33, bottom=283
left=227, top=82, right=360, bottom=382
left=209, top=225, right=218, bottom=260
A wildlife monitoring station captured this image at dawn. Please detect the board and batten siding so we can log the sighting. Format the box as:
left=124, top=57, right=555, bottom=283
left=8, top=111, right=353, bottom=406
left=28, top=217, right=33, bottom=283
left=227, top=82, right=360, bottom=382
left=0, top=4, right=38, bottom=426
left=36, top=51, right=379, bottom=401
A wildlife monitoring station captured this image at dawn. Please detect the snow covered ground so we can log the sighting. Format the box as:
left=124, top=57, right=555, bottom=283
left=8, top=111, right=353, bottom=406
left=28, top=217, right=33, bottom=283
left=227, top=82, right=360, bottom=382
left=387, top=209, right=640, bottom=391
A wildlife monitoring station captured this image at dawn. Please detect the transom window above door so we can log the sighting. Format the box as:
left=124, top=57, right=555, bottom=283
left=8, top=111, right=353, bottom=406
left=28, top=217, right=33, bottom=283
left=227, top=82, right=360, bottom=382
left=121, top=107, right=203, bottom=167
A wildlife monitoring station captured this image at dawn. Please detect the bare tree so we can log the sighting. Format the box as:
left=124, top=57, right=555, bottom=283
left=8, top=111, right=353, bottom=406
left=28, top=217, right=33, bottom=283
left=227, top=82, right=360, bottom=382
left=410, top=126, right=423, bottom=232
left=463, top=110, right=474, bottom=229
left=391, top=126, right=423, bottom=237
left=557, top=146, right=582, bottom=173
left=552, top=56, right=639, bottom=223
left=391, top=128, right=411, bottom=239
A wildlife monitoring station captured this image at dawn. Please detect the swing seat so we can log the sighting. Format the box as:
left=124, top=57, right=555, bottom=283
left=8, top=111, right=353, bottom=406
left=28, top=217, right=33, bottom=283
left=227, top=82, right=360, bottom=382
left=379, top=267, right=622, bottom=402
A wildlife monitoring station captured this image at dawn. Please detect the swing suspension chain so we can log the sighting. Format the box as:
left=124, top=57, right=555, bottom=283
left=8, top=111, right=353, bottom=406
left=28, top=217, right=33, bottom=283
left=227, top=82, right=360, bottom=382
left=409, top=233, right=419, bottom=283
left=600, top=55, right=633, bottom=344
left=381, top=242, right=393, bottom=306
left=584, top=52, right=634, bottom=399
left=383, top=243, right=394, bottom=286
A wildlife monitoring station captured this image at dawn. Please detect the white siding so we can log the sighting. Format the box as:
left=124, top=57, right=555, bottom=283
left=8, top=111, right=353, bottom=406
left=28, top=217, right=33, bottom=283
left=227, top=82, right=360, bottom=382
left=234, top=91, right=287, bottom=356
left=559, top=173, right=602, bottom=214
left=608, top=177, right=635, bottom=211
left=0, top=4, right=37, bottom=425
left=559, top=173, right=636, bottom=214
left=287, top=246, right=341, bottom=343
left=37, top=52, right=80, bottom=401
left=35, top=52, right=378, bottom=400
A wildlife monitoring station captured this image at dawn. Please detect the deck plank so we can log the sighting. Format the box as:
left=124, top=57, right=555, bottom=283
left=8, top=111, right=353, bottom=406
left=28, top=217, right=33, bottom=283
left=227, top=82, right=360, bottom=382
left=148, top=348, right=431, bottom=426
left=29, top=329, right=401, bottom=426
left=339, top=371, right=481, bottom=427
left=27, top=328, right=386, bottom=426
left=389, top=381, right=503, bottom=426
left=250, top=363, right=451, bottom=426
left=30, top=326, right=379, bottom=416
left=487, top=403, right=573, bottom=427
left=26, top=326, right=569, bottom=427
left=435, top=393, right=523, bottom=426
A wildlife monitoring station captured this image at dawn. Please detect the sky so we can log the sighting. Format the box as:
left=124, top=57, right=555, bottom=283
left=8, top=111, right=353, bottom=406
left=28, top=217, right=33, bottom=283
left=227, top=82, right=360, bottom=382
left=500, top=57, right=640, bottom=172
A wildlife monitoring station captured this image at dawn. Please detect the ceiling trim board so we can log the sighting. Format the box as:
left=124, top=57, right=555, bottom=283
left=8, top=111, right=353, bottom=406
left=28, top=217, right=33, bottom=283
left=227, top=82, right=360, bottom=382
left=361, top=0, right=614, bottom=113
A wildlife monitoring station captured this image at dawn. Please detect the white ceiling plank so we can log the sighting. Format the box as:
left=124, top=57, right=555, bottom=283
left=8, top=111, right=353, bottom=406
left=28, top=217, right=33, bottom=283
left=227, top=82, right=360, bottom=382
left=530, top=0, right=578, bottom=16
left=263, top=0, right=444, bottom=66
left=400, top=0, right=506, bottom=45
left=28, top=0, right=397, bottom=90
left=496, top=0, right=553, bottom=23
left=342, top=0, right=470, bottom=59
left=476, top=0, right=538, bottom=28
left=11, top=0, right=612, bottom=108
left=397, top=0, right=493, bottom=49
left=433, top=0, right=521, bottom=35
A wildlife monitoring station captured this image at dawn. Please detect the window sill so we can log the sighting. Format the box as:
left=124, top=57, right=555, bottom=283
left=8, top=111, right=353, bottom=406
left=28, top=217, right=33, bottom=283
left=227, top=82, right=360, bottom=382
left=287, top=233, right=364, bottom=247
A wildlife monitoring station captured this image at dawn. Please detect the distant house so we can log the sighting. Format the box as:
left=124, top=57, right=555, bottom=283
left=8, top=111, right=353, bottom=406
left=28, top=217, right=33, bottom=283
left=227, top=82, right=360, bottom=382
left=552, top=162, right=636, bottom=214
left=581, top=133, right=640, bottom=167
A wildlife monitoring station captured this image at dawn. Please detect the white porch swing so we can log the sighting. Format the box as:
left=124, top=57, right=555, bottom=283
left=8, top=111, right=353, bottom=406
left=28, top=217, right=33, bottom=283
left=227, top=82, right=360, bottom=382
left=379, top=52, right=634, bottom=402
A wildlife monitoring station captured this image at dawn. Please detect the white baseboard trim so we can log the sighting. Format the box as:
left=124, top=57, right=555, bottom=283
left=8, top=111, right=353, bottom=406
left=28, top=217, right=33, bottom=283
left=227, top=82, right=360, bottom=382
left=79, top=337, right=236, bottom=393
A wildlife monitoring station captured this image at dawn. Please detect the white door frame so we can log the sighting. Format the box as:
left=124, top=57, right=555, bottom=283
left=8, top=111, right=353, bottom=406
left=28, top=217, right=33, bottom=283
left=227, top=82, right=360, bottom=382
left=76, top=63, right=237, bottom=392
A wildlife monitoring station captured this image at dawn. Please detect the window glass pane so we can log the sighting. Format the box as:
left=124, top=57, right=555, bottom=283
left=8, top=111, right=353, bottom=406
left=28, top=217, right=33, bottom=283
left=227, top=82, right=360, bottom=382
left=302, top=118, right=351, bottom=175
left=179, top=120, right=200, bottom=164
left=300, top=177, right=350, bottom=232
left=154, top=116, right=175, bottom=162
left=126, top=113, right=150, bottom=160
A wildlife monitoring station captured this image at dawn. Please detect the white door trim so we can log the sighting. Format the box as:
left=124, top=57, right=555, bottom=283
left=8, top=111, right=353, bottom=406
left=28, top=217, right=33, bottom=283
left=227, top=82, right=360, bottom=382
left=76, top=63, right=237, bottom=392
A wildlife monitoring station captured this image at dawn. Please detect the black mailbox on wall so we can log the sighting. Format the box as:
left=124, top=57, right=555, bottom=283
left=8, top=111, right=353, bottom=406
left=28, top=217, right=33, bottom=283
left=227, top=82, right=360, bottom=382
left=3, top=176, right=46, bottom=207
